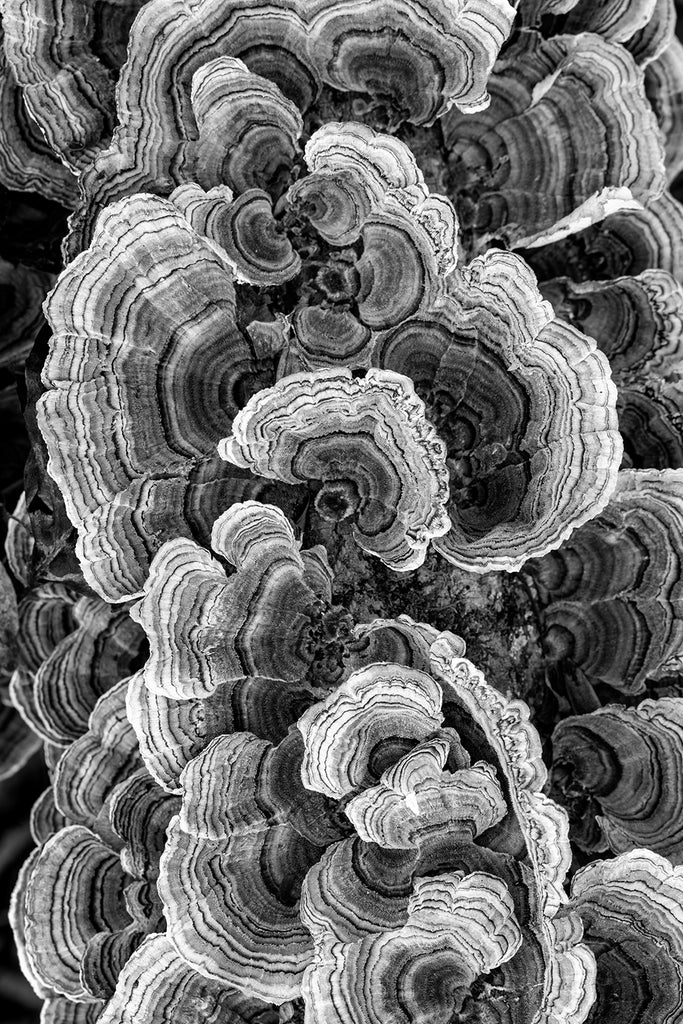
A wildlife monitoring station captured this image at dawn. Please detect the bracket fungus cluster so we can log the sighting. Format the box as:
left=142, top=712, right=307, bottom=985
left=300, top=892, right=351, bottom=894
left=38, top=118, right=621, bottom=595
left=6, top=0, right=683, bottom=1022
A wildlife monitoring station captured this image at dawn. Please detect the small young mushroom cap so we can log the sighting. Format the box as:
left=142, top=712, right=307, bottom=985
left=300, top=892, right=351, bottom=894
left=297, top=663, right=444, bottom=800
left=190, top=56, right=303, bottom=193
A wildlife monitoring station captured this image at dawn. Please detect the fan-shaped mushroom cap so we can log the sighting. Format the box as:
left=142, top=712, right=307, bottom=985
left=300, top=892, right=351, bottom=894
left=298, top=664, right=444, bottom=801
left=527, top=469, right=683, bottom=693
left=551, top=698, right=683, bottom=860
left=11, top=593, right=143, bottom=746
left=158, top=729, right=346, bottom=1002
left=53, top=679, right=142, bottom=831
left=376, top=249, right=621, bottom=571
left=190, top=56, right=303, bottom=193
left=570, top=851, right=683, bottom=1024
left=131, top=501, right=333, bottom=700
left=442, top=31, right=665, bottom=251
left=16, top=825, right=134, bottom=1000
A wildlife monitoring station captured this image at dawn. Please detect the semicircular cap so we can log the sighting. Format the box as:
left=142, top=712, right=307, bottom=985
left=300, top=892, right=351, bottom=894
left=345, top=755, right=506, bottom=850
left=173, top=182, right=301, bottom=285
left=190, top=56, right=303, bottom=195
left=376, top=249, right=622, bottom=572
left=53, top=677, right=143, bottom=831
left=306, top=0, right=515, bottom=122
left=297, top=662, right=445, bottom=800
left=26, top=596, right=143, bottom=746
left=20, top=825, right=133, bottom=1000
left=219, top=367, right=451, bottom=572
left=551, top=698, right=683, bottom=860
left=570, top=851, right=683, bottom=1024
left=157, top=719, right=349, bottom=1003
left=526, top=0, right=675, bottom=68
left=173, top=730, right=344, bottom=846
left=158, top=812, right=321, bottom=1003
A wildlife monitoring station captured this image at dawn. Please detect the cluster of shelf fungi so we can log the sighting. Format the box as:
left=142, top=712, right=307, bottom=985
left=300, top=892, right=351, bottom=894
left=2, top=0, right=683, bottom=1021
